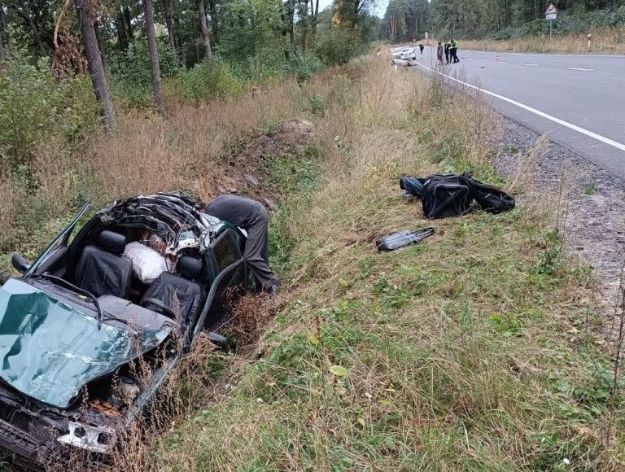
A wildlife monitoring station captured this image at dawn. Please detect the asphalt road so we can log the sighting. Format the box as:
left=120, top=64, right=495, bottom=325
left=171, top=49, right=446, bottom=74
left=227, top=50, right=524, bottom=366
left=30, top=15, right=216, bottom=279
left=411, top=46, right=625, bottom=177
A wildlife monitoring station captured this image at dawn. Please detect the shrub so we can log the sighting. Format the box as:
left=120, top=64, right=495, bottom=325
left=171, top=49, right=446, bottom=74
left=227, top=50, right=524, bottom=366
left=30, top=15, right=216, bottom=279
left=110, top=38, right=179, bottom=107
left=286, top=53, right=324, bottom=84
left=229, top=48, right=288, bottom=82
left=316, top=27, right=368, bottom=66
left=0, top=56, right=98, bottom=170
left=166, top=60, right=244, bottom=104
left=0, top=57, right=65, bottom=169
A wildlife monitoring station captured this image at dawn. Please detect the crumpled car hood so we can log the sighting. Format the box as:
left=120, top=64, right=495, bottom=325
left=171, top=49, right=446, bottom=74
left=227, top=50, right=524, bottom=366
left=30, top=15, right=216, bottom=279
left=0, top=279, right=170, bottom=409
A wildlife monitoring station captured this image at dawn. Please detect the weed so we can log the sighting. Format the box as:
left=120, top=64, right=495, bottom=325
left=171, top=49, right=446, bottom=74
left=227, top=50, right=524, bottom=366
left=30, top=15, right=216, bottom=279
left=583, top=182, right=598, bottom=195
left=506, top=144, right=519, bottom=154
left=308, top=94, right=326, bottom=117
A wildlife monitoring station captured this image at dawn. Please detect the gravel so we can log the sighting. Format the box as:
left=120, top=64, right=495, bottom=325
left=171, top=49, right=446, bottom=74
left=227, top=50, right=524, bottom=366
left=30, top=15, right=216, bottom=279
left=494, top=117, right=625, bottom=308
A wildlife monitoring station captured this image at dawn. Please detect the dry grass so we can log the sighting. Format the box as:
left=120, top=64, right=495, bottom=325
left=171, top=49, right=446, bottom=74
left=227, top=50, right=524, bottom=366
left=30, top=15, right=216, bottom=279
left=459, top=28, right=625, bottom=54
left=86, top=74, right=343, bottom=205
left=0, top=178, right=16, bottom=251
left=0, top=67, right=346, bottom=256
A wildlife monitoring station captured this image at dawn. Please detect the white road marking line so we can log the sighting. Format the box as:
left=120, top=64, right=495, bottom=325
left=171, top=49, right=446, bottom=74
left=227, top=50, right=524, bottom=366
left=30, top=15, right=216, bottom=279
left=414, top=62, right=625, bottom=153
left=569, top=67, right=594, bottom=71
left=466, top=49, right=625, bottom=58
left=524, top=63, right=540, bottom=67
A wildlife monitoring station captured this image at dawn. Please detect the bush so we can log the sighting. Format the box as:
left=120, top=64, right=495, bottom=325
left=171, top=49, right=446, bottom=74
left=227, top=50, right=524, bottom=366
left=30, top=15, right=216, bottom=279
left=110, top=38, right=179, bottom=107
left=0, top=56, right=98, bottom=170
left=0, top=57, right=65, bottom=169
left=316, top=27, right=368, bottom=66
left=166, top=59, right=244, bottom=104
left=230, top=50, right=287, bottom=82
left=286, top=53, right=324, bottom=84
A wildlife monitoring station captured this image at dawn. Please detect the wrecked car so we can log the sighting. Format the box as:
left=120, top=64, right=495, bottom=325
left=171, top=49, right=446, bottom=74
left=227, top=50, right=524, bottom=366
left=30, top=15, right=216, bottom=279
left=0, top=192, right=249, bottom=469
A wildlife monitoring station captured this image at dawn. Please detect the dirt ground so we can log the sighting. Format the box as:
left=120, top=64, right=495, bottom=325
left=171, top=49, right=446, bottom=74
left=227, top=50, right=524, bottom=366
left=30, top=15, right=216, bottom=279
left=495, top=117, right=625, bottom=313
left=215, top=119, right=315, bottom=208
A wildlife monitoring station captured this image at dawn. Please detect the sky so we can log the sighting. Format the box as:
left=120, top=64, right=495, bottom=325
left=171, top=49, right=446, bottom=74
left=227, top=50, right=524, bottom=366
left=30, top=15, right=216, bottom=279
left=317, top=0, right=390, bottom=18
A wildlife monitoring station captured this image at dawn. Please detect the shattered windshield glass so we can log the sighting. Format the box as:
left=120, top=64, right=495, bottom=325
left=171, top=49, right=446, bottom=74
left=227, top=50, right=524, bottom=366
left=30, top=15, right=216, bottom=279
left=0, top=279, right=170, bottom=408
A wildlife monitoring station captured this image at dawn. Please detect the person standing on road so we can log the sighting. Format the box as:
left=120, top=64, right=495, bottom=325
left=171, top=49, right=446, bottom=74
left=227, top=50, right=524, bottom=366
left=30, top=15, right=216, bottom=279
left=450, top=39, right=460, bottom=63
left=204, top=194, right=281, bottom=294
left=437, top=42, right=444, bottom=65
left=419, top=44, right=424, bottom=55
left=444, top=42, right=450, bottom=64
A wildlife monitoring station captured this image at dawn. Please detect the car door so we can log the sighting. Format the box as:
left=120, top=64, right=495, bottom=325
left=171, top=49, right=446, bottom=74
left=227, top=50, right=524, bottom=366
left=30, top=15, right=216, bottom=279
left=193, top=228, right=246, bottom=335
left=25, top=204, right=91, bottom=278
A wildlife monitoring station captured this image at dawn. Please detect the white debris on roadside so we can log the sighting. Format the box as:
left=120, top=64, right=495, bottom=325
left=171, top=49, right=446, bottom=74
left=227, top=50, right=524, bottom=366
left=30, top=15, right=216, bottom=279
left=390, top=46, right=419, bottom=67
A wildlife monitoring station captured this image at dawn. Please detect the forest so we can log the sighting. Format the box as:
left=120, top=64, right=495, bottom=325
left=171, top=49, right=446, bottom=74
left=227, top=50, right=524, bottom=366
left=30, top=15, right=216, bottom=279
left=0, top=0, right=379, bottom=132
left=0, top=0, right=382, bottom=263
left=381, top=0, right=625, bottom=41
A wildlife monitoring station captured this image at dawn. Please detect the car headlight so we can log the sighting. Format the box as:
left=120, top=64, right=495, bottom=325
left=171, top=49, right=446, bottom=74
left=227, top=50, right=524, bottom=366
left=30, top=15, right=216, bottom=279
left=57, top=421, right=116, bottom=454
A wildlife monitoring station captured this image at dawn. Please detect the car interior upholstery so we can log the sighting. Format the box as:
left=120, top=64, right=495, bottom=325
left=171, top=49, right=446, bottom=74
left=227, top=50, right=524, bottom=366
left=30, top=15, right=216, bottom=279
left=141, top=255, right=205, bottom=324
left=74, top=230, right=133, bottom=299
left=35, top=222, right=211, bottom=328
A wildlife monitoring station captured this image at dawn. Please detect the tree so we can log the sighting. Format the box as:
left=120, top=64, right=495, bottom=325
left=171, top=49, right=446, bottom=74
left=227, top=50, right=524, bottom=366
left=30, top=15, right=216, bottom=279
left=332, top=0, right=371, bottom=28
left=162, top=0, right=176, bottom=50
left=311, top=0, right=319, bottom=46
left=197, top=0, right=212, bottom=59
left=16, top=0, right=47, bottom=55
left=286, top=0, right=295, bottom=48
left=115, top=6, right=130, bottom=51
left=74, top=0, right=116, bottom=129
left=297, top=0, right=310, bottom=51
left=143, top=0, right=164, bottom=113
left=207, top=0, right=218, bottom=43
left=0, top=0, right=6, bottom=61
left=219, top=0, right=285, bottom=63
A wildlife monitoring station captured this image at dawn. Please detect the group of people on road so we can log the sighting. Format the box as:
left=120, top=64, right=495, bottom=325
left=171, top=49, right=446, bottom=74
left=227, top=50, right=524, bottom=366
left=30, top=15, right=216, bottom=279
left=437, top=40, right=459, bottom=65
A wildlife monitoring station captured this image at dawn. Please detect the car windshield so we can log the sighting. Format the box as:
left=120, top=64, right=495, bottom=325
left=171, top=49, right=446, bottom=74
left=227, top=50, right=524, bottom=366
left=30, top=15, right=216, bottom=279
left=0, top=279, right=171, bottom=408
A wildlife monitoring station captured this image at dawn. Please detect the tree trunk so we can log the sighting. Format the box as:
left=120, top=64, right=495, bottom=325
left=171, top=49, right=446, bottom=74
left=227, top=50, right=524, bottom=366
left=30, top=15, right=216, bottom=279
left=280, top=2, right=290, bottom=60
left=287, top=0, right=294, bottom=49
left=197, top=0, right=212, bottom=59
left=162, top=0, right=176, bottom=50
left=74, top=0, right=116, bottom=129
left=301, top=0, right=309, bottom=52
left=208, top=0, right=218, bottom=44
left=94, top=19, right=107, bottom=71
left=18, top=0, right=46, bottom=56
left=311, top=0, right=319, bottom=47
left=143, top=0, right=164, bottom=114
left=0, top=0, right=6, bottom=62
left=116, top=9, right=129, bottom=51
left=123, top=7, right=134, bottom=42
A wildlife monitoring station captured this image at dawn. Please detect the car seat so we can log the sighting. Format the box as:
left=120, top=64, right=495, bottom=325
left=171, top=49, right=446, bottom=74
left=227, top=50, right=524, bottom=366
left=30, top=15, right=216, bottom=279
left=74, top=230, right=133, bottom=298
left=141, top=256, right=205, bottom=324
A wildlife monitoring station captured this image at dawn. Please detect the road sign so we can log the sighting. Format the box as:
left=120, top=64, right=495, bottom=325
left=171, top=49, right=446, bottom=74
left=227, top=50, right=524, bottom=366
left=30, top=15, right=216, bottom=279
left=545, top=3, right=558, bottom=14
left=545, top=3, right=558, bottom=39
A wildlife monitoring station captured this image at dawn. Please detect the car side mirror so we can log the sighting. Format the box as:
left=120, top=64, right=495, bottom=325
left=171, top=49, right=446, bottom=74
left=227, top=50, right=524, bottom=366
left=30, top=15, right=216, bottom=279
left=11, top=253, right=31, bottom=274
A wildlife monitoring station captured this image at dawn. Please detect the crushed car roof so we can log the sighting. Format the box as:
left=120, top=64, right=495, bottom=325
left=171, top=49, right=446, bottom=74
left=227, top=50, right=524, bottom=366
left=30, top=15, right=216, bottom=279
left=98, top=192, right=225, bottom=255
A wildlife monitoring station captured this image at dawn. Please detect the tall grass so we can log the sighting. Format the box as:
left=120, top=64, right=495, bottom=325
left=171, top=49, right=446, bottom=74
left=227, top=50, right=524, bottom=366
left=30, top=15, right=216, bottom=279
left=460, top=27, right=625, bottom=54
left=0, top=65, right=349, bottom=264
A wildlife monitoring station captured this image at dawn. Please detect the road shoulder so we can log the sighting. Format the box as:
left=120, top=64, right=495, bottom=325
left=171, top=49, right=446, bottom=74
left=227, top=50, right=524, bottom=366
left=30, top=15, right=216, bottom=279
left=495, top=115, right=625, bottom=312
